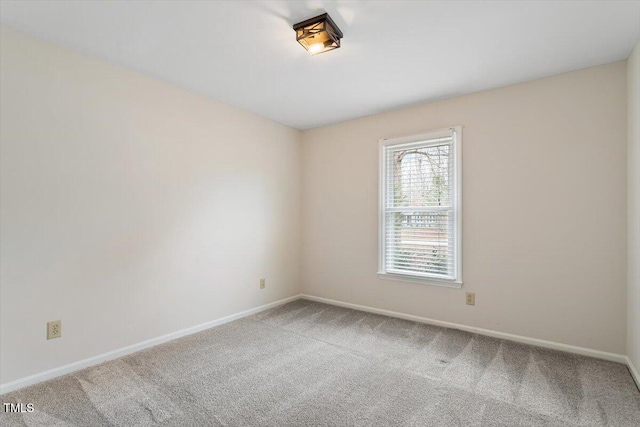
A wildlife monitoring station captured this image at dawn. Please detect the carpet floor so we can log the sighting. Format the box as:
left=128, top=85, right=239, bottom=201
left=1, top=299, right=639, bottom=426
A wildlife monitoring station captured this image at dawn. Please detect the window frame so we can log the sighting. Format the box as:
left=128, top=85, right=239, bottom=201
left=377, top=126, right=463, bottom=288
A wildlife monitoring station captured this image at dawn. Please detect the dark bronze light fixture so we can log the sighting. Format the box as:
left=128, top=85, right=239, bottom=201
left=293, top=13, right=343, bottom=55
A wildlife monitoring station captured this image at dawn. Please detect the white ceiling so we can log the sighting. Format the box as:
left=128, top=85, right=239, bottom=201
left=1, top=1, right=639, bottom=130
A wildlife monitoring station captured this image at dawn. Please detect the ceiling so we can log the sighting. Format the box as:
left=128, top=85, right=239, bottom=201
left=1, top=1, right=639, bottom=130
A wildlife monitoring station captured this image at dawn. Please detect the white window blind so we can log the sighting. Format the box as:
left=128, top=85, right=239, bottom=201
left=378, top=127, right=462, bottom=286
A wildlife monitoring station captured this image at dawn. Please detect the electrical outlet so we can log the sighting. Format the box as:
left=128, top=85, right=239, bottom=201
left=47, top=320, right=61, bottom=340
left=260, top=278, right=266, bottom=289
left=466, top=292, right=475, bottom=306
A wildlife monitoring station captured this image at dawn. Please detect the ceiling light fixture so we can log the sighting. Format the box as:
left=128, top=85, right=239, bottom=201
left=293, top=13, right=343, bottom=56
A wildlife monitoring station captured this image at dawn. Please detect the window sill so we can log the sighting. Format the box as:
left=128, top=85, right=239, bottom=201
left=377, top=272, right=463, bottom=289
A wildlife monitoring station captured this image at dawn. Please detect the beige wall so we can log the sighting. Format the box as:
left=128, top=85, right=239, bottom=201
left=302, top=62, right=628, bottom=354
left=0, top=26, right=302, bottom=385
left=628, top=41, right=640, bottom=374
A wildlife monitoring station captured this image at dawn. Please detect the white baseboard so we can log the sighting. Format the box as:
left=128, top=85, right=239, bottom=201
left=4, top=293, right=637, bottom=395
left=300, top=294, right=628, bottom=365
left=626, top=356, right=640, bottom=390
left=0, top=294, right=301, bottom=395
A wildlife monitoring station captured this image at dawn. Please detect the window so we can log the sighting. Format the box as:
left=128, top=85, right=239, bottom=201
left=378, top=127, right=462, bottom=287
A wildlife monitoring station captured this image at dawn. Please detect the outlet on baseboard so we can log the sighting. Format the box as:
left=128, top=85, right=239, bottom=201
left=466, top=292, right=475, bottom=306
left=260, top=278, right=266, bottom=289
left=47, top=320, right=61, bottom=340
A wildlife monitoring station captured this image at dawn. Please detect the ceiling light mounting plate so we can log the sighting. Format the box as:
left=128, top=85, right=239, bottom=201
left=293, top=13, right=343, bottom=56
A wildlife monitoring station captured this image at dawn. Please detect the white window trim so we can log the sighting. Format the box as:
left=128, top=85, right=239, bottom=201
left=377, top=126, right=463, bottom=288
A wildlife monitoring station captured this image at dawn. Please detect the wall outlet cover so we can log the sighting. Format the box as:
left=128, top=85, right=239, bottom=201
left=47, top=320, right=62, bottom=340
left=466, top=292, right=475, bottom=306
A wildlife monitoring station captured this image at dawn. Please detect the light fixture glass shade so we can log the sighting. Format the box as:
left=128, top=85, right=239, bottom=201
left=293, top=13, right=343, bottom=55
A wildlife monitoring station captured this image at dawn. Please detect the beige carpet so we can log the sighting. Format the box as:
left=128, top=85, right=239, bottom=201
left=2, top=299, right=639, bottom=426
